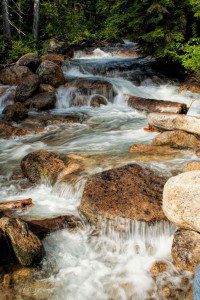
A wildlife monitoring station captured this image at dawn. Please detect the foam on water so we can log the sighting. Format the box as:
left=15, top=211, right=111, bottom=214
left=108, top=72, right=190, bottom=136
left=43, top=221, right=192, bottom=300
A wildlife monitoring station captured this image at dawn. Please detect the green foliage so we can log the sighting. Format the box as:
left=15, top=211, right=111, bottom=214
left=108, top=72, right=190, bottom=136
left=0, top=0, right=199, bottom=78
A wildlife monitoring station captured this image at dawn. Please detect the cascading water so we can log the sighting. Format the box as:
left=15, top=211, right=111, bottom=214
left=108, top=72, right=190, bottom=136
left=0, top=43, right=199, bottom=299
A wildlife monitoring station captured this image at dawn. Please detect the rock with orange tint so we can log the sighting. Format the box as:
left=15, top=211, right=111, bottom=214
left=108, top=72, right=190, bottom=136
left=172, top=229, right=200, bottom=272
left=150, top=261, right=168, bottom=277
left=80, top=164, right=167, bottom=224
left=128, top=96, right=187, bottom=114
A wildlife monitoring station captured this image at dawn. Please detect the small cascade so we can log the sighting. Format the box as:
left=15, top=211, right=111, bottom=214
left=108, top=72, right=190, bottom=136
left=0, top=85, right=15, bottom=113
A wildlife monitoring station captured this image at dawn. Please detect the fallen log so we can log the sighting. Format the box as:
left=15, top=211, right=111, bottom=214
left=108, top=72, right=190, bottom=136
left=148, top=113, right=200, bottom=136
left=0, top=198, right=33, bottom=212
left=128, top=96, right=188, bottom=114
left=26, top=215, right=84, bottom=239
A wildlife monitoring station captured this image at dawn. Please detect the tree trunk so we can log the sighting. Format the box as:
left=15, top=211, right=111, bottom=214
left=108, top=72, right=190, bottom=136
left=2, top=0, right=11, bottom=38
left=33, top=0, right=40, bottom=41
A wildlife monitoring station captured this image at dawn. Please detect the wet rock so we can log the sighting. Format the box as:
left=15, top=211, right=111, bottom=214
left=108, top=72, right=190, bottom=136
left=0, top=231, right=16, bottom=265
left=71, top=95, right=88, bottom=107
left=128, top=96, right=187, bottom=114
left=39, top=84, right=56, bottom=94
left=148, top=113, right=200, bottom=136
left=24, top=92, right=56, bottom=111
left=152, top=130, right=200, bottom=149
left=163, top=171, right=200, bottom=232
left=179, top=82, right=200, bottom=94
left=17, top=53, right=41, bottom=72
left=183, top=161, right=200, bottom=172
left=21, top=149, right=76, bottom=184
left=172, top=229, right=200, bottom=272
left=0, top=65, right=32, bottom=86
left=129, top=144, right=188, bottom=160
left=26, top=215, right=84, bottom=239
left=15, top=74, right=40, bottom=102
left=41, top=53, right=65, bottom=65
left=90, top=95, right=108, bottom=107
left=36, top=61, right=65, bottom=87
left=0, top=217, right=44, bottom=267
left=64, top=78, right=116, bottom=101
left=2, top=102, right=28, bottom=122
left=150, top=261, right=168, bottom=277
left=80, top=164, right=167, bottom=224
left=0, top=121, right=31, bottom=138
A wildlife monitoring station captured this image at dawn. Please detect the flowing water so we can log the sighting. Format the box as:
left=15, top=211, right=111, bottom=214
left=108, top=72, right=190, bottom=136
left=0, top=42, right=200, bottom=299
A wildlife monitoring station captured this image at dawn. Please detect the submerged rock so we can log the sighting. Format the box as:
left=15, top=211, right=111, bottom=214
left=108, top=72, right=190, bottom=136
left=129, top=144, right=188, bottom=160
left=128, top=96, right=187, bottom=114
left=24, top=92, right=56, bottom=111
left=152, top=130, right=200, bottom=149
left=15, top=74, right=40, bottom=102
left=17, top=53, right=41, bottom=72
left=79, top=163, right=167, bottom=224
left=90, top=95, right=108, bottom=107
left=2, top=102, right=28, bottom=122
left=0, top=217, right=44, bottom=267
left=172, top=229, right=200, bottom=272
left=21, top=149, right=78, bottom=184
left=37, top=60, right=65, bottom=87
left=0, top=121, right=31, bottom=138
left=0, top=65, right=32, bottom=86
left=148, top=113, right=200, bottom=136
left=163, top=171, right=200, bottom=232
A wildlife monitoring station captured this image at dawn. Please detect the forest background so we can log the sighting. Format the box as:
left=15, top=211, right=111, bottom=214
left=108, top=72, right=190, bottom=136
left=1, top=0, right=200, bottom=79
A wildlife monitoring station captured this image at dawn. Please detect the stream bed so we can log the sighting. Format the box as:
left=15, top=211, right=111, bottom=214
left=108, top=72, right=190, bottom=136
left=0, top=42, right=200, bottom=299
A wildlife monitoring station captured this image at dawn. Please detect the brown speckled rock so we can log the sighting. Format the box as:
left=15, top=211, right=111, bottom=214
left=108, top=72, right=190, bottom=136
left=79, top=164, right=167, bottom=224
left=0, top=65, right=32, bottom=86
left=172, top=229, right=200, bottom=272
left=152, top=130, right=200, bottom=149
left=0, top=217, right=44, bottom=267
left=21, top=150, right=79, bottom=184
left=24, top=92, right=56, bottom=111
left=36, top=61, right=65, bottom=87
left=2, top=102, right=28, bottom=122
left=15, top=74, right=40, bottom=102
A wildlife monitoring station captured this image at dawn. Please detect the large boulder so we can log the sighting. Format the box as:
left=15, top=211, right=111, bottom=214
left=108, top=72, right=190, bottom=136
left=0, top=217, right=44, bottom=267
left=17, top=53, right=41, bottom=72
left=41, top=54, right=65, bottom=65
left=148, top=113, right=200, bottom=136
left=152, top=130, right=200, bottom=149
left=15, top=74, right=40, bottom=102
left=128, top=96, right=187, bottom=114
left=163, top=171, right=200, bottom=232
left=36, top=61, right=65, bottom=87
left=0, top=65, right=32, bottom=86
left=21, top=150, right=77, bottom=184
left=2, top=102, right=28, bottom=122
left=79, top=164, right=167, bottom=224
left=24, top=92, right=56, bottom=110
left=172, top=229, right=200, bottom=272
